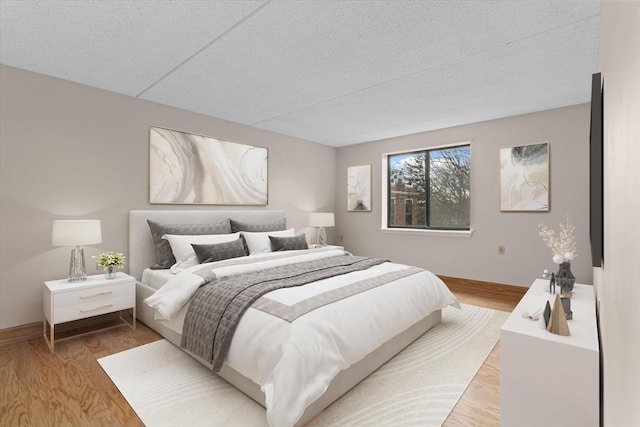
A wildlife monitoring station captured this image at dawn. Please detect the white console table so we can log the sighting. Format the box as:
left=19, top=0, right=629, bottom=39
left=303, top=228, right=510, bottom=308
left=500, top=279, right=599, bottom=427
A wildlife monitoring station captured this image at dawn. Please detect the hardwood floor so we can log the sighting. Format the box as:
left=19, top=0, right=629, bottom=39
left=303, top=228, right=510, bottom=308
left=0, top=321, right=160, bottom=427
left=0, top=279, right=525, bottom=427
left=441, top=277, right=526, bottom=427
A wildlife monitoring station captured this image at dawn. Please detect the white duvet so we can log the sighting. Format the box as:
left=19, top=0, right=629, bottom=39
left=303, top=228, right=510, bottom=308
left=145, top=249, right=459, bottom=427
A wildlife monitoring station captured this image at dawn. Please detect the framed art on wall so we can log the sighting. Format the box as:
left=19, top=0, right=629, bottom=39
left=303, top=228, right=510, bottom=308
left=149, top=126, right=268, bottom=205
left=347, top=164, right=371, bottom=211
left=499, top=142, right=549, bottom=212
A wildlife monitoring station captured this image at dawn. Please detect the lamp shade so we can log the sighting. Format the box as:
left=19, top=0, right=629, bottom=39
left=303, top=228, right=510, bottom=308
left=52, top=220, right=102, bottom=246
left=309, top=212, right=335, bottom=227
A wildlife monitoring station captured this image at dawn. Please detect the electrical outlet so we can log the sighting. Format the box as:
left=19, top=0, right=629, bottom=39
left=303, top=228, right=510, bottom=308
left=498, top=245, right=505, bottom=255
left=339, top=235, right=344, bottom=242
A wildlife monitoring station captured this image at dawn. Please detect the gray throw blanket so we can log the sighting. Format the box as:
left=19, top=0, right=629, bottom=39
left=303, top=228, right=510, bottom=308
left=181, top=254, right=385, bottom=371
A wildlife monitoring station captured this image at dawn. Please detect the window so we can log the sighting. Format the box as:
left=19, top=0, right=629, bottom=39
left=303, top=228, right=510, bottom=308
left=386, top=144, right=470, bottom=230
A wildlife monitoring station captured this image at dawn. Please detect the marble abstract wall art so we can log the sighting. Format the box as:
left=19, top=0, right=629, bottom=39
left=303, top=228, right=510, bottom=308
left=149, top=127, right=268, bottom=205
left=347, top=165, right=371, bottom=212
left=500, top=142, right=549, bottom=211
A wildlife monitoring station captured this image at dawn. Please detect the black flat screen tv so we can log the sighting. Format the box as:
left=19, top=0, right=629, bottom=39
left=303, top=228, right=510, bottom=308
left=589, top=72, right=603, bottom=267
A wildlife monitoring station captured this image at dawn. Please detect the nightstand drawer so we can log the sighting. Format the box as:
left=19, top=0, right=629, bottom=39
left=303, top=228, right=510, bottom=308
left=52, top=281, right=133, bottom=309
left=53, top=295, right=135, bottom=323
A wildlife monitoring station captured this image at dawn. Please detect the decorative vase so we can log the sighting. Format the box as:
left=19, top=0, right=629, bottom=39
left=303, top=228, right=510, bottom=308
left=556, top=261, right=575, bottom=294
left=105, top=266, right=116, bottom=279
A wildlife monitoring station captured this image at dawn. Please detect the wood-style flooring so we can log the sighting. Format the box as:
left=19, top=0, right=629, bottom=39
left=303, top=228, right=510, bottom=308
left=441, top=277, right=526, bottom=427
left=0, top=278, right=525, bottom=427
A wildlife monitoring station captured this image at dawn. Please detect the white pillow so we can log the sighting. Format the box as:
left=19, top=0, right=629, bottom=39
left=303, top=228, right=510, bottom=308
left=162, top=233, right=240, bottom=273
left=241, top=228, right=295, bottom=255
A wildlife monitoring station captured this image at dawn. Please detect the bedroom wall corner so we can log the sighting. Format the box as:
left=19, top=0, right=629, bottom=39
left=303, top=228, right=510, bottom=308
left=0, top=65, right=337, bottom=330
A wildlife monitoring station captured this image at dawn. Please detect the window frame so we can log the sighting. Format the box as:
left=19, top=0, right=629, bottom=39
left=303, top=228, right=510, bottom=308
left=383, top=142, right=472, bottom=233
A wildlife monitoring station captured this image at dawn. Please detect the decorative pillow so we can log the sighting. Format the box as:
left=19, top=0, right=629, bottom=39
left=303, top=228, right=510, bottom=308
left=269, top=234, right=308, bottom=252
left=162, top=232, right=240, bottom=273
left=191, top=237, right=248, bottom=264
left=241, top=228, right=295, bottom=255
left=230, top=218, right=286, bottom=233
left=147, top=219, right=232, bottom=269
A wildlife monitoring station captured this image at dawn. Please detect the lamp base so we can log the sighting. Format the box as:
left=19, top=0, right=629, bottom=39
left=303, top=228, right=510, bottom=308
left=316, top=227, right=327, bottom=247
left=68, top=247, right=87, bottom=282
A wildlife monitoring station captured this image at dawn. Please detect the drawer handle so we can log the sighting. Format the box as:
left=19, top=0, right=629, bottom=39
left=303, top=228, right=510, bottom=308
left=80, top=291, right=113, bottom=299
left=81, top=304, right=113, bottom=313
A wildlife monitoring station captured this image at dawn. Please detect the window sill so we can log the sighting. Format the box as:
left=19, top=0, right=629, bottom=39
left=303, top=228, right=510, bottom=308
left=380, top=227, right=474, bottom=237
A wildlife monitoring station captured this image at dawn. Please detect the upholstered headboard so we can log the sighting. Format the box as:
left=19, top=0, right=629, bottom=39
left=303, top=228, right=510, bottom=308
left=129, top=210, right=286, bottom=281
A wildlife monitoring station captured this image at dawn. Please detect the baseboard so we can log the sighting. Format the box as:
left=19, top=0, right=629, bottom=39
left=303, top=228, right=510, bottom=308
left=0, top=322, right=41, bottom=347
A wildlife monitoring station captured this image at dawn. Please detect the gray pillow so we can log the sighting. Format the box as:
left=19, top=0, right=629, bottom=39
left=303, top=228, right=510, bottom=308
left=269, top=234, right=308, bottom=252
left=147, top=219, right=232, bottom=269
left=230, top=218, right=286, bottom=233
left=192, top=237, right=248, bottom=264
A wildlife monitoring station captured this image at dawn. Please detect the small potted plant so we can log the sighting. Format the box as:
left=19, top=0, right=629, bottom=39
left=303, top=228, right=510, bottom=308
left=94, top=252, right=126, bottom=279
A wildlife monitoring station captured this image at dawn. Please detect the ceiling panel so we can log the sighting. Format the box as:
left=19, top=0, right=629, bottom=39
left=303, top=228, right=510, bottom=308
left=0, top=0, right=600, bottom=146
left=256, top=16, right=600, bottom=146
left=140, top=0, right=599, bottom=125
left=0, top=0, right=266, bottom=95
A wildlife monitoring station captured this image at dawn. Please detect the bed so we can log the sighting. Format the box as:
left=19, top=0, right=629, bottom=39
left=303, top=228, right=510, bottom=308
left=130, top=210, right=458, bottom=427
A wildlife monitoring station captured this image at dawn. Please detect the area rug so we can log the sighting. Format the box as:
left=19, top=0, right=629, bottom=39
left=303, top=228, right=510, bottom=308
left=98, top=304, right=508, bottom=426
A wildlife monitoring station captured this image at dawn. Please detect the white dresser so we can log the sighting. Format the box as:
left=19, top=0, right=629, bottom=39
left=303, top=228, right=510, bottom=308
left=500, top=279, right=599, bottom=427
left=43, top=272, right=136, bottom=352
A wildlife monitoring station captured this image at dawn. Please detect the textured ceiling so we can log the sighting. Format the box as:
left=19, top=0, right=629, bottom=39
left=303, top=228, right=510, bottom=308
left=0, top=0, right=600, bottom=147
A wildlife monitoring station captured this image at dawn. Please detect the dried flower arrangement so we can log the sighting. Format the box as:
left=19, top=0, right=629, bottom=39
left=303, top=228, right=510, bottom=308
left=538, top=216, right=577, bottom=264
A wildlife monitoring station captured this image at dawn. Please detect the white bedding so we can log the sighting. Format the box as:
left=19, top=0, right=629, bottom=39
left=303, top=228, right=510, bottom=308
left=144, top=249, right=459, bottom=427
left=141, top=268, right=174, bottom=290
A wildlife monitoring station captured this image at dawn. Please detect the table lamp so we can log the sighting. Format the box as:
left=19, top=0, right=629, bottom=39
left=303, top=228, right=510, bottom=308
left=309, top=212, right=335, bottom=247
left=52, top=219, right=102, bottom=282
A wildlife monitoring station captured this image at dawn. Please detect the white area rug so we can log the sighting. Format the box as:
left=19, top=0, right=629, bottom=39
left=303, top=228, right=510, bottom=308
left=98, top=304, right=508, bottom=426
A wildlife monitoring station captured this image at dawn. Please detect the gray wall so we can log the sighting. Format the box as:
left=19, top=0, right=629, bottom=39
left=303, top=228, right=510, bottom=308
left=594, top=1, right=640, bottom=425
left=336, top=104, right=592, bottom=287
left=0, top=65, right=337, bottom=329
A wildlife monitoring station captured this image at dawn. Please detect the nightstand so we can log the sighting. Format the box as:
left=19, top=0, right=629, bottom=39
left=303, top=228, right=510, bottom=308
left=43, top=272, right=136, bottom=352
